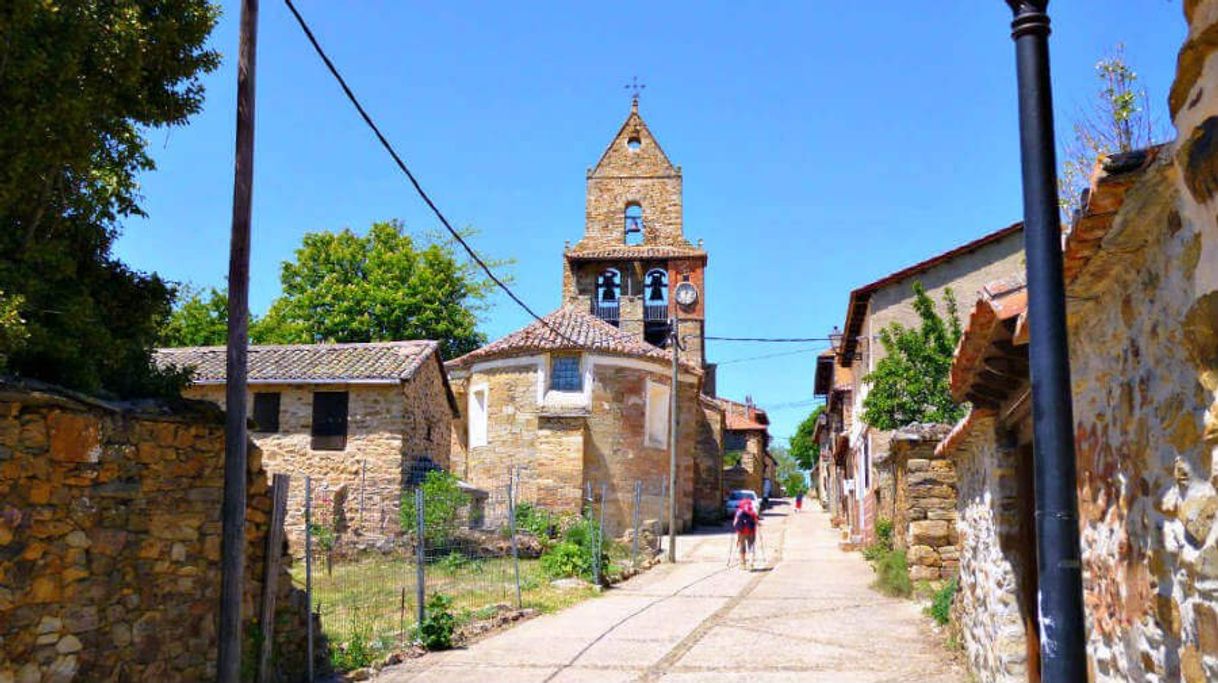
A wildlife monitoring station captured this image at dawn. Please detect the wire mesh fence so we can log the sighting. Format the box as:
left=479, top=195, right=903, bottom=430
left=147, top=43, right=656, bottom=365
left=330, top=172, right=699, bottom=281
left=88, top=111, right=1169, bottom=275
left=292, top=469, right=671, bottom=675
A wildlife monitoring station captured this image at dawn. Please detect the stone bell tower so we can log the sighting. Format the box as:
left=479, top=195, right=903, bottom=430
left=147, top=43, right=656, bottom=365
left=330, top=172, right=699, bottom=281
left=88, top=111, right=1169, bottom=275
left=562, top=96, right=708, bottom=371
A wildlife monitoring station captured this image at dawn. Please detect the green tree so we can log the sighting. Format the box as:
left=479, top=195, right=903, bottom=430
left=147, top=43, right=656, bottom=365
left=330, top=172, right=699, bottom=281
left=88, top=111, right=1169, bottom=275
left=0, top=291, right=29, bottom=372
left=789, top=405, right=824, bottom=470
left=1059, top=44, right=1161, bottom=219
left=255, top=221, right=493, bottom=358
left=160, top=285, right=228, bottom=347
left=0, top=0, right=220, bottom=396
left=770, top=444, right=800, bottom=485
left=782, top=471, right=809, bottom=498
left=861, top=283, right=965, bottom=431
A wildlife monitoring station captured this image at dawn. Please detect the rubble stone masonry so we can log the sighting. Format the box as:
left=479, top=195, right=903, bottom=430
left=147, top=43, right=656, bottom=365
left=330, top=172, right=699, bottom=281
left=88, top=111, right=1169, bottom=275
left=889, top=425, right=958, bottom=582
left=185, top=359, right=452, bottom=550
left=0, top=382, right=310, bottom=682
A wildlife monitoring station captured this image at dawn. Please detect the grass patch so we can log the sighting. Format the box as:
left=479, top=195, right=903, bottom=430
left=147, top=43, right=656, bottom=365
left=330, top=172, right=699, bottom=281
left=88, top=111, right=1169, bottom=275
left=925, top=578, right=958, bottom=626
left=870, top=549, right=913, bottom=598
left=290, top=553, right=598, bottom=670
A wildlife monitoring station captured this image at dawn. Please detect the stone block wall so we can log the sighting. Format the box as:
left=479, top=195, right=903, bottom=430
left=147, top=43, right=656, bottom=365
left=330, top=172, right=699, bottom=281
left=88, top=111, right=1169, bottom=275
left=889, top=425, right=958, bottom=581
left=694, top=401, right=725, bottom=522
left=950, top=412, right=1035, bottom=682
left=0, top=382, right=310, bottom=682
left=580, top=107, right=684, bottom=250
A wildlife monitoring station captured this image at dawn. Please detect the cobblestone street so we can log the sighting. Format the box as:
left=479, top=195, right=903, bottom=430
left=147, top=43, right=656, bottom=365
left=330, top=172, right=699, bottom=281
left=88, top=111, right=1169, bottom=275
left=377, top=502, right=964, bottom=682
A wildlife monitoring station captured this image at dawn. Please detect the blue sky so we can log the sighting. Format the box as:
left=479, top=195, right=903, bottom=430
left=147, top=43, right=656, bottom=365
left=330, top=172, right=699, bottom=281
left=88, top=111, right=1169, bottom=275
left=115, top=1, right=1187, bottom=446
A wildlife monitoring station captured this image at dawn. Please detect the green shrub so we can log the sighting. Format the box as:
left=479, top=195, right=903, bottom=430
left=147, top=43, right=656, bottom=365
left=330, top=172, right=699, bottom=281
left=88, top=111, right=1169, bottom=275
left=436, top=551, right=482, bottom=573
left=927, top=578, right=958, bottom=625
left=540, top=541, right=590, bottom=578
left=862, top=518, right=895, bottom=562
left=402, top=471, right=469, bottom=547
left=515, top=502, right=560, bottom=540
left=419, top=593, right=457, bottom=650
left=330, top=625, right=377, bottom=671
left=872, top=549, right=913, bottom=598
left=874, top=518, right=894, bottom=551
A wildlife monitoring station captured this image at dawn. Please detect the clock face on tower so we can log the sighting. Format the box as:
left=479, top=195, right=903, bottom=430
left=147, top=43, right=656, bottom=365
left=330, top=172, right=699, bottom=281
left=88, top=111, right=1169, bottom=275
left=674, top=282, right=698, bottom=308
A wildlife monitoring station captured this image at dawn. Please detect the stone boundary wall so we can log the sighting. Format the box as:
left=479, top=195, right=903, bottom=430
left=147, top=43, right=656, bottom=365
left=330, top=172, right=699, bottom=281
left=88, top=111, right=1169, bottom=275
left=0, top=381, right=311, bottom=682
left=889, top=424, right=958, bottom=582
left=951, top=414, right=1033, bottom=682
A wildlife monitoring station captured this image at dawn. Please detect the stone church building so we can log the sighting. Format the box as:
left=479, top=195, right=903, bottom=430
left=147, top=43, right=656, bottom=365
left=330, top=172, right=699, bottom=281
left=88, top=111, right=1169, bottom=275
left=447, top=98, right=737, bottom=533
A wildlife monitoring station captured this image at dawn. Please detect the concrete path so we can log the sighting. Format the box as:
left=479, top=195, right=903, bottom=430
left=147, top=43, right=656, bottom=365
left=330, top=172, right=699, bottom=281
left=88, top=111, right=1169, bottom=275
left=376, top=501, right=964, bottom=682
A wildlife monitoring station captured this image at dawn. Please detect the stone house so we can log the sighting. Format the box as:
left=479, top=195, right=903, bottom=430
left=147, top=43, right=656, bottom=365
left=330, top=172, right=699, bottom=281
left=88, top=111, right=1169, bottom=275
left=832, top=223, right=1025, bottom=546
left=447, top=97, right=733, bottom=533
left=718, top=397, right=774, bottom=497
left=813, top=350, right=853, bottom=524
left=940, top=26, right=1218, bottom=678
left=155, top=341, right=458, bottom=545
left=445, top=308, right=719, bottom=534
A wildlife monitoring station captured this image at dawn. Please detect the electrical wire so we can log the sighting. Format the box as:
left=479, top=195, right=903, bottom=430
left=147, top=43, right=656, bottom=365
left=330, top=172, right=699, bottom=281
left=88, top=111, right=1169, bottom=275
left=706, top=336, right=832, bottom=343
left=282, top=0, right=579, bottom=346
left=715, top=348, right=823, bottom=366
left=282, top=2, right=843, bottom=354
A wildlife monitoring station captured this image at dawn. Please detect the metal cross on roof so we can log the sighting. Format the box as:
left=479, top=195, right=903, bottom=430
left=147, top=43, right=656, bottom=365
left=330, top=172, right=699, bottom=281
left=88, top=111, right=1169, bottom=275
left=624, top=76, right=646, bottom=101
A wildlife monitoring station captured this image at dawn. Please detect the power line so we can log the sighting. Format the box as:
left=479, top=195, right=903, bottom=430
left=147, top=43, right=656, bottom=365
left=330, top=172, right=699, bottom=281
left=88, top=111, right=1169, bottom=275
left=715, top=347, right=822, bottom=366
left=282, top=0, right=578, bottom=346
left=706, top=336, right=832, bottom=343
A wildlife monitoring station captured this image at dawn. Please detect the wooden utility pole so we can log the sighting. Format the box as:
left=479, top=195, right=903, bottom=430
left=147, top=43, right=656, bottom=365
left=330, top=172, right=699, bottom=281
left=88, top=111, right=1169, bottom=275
left=217, top=0, right=259, bottom=680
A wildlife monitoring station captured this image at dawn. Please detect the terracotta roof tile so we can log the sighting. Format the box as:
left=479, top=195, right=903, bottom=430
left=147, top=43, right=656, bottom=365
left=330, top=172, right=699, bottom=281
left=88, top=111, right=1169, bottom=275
left=565, top=245, right=706, bottom=261
left=155, top=341, right=440, bottom=384
left=935, top=408, right=997, bottom=458
left=948, top=276, right=1027, bottom=403
left=446, top=307, right=700, bottom=373
left=715, top=397, right=770, bottom=431
left=1061, top=146, right=1164, bottom=288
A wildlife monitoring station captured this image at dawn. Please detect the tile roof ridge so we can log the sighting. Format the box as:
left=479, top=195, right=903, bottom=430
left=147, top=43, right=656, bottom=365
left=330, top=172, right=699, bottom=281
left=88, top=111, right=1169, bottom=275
left=157, top=340, right=438, bottom=353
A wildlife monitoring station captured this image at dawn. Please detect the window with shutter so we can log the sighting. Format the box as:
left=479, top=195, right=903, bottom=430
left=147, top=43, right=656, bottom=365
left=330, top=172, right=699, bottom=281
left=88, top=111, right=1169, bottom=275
left=311, top=391, right=349, bottom=451
left=252, top=392, right=280, bottom=433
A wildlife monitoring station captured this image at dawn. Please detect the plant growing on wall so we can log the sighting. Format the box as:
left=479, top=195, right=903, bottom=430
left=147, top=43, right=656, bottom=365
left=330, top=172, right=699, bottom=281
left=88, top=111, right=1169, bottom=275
left=1059, top=44, right=1164, bottom=220
left=861, top=283, right=966, bottom=431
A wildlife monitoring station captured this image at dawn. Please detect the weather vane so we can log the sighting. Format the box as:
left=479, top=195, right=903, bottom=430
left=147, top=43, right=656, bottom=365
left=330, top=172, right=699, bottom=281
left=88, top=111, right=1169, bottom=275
left=624, top=76, right=646, bottom=101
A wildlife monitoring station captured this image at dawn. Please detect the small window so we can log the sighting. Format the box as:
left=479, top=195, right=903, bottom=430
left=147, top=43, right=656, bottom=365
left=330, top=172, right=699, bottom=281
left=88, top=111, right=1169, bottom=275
left=550, top=354, right=582, bottom=392
left=645, top=380, right=670, bottom=448
left=469, top=385, right=488, bottom=448
left=627, top=135, right=641, bottom=151
left=252, top=392, right=280, bottom=433
left=311, top=391, right=349, bottom=451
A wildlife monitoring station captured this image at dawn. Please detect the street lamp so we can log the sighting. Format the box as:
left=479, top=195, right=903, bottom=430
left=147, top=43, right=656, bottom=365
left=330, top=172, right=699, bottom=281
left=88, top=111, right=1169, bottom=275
left=1002, top=2, right=1087, bottom=681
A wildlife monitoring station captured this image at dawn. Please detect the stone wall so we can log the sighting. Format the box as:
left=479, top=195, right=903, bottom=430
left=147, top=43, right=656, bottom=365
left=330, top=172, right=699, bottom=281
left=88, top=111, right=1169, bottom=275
left=694, top=401, right=725, bottom=522
left=1058, top=55, right=1218, bottom=677
left=889, top=424, right=957, bottom=581
left=579, top=106, right=684, bottom=249
left=0, top=382, right=311, bottom=682
left=187, top=377, right=453, bottom=549
left=951, top=412, right=1035, bottom=682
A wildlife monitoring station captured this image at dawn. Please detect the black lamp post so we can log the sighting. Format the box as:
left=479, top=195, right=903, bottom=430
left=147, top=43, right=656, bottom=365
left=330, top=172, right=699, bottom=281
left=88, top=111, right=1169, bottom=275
left=1003, top=2, right=1087, bottom=680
